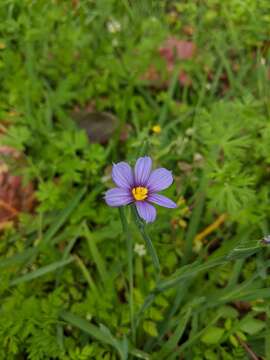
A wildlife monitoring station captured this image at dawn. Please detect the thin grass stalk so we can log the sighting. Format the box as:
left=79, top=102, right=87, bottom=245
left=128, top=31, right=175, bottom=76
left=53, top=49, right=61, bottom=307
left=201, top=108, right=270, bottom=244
left=119, top=207, right=135, bottom=343
left=74, top=255, right=99, bottom=297
left=131, top=205, right=160, bottom=275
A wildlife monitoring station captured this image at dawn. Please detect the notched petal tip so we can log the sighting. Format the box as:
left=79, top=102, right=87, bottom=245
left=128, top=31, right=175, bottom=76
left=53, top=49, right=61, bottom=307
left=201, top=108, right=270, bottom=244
left=134, top=156, right=152, bottom=186
left=112, top=161, right=134, bottom=189
left=135, top=201, right=156, bottom=223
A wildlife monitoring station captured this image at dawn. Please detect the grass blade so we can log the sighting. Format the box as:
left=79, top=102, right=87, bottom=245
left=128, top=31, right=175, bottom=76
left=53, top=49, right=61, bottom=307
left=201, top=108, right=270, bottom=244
left=129, top=348, right=150, bottom=360
left=158, top=65, right=180, bottom=127
left=0, top=248, right=37, bottom=269
left=10, top=257, right=74, bottom=286
left=183, top=172, right=207, bottom=264
left=157, top=307, right=192, bottom=358
left=157, top=257, right=226, bottom=292
left=147, top=280, right=190, bottom=351
left=41, top=187, right=86, bottom=246
left=74, top=255, right=99, bottom=297
left=61, top=311, right=128, bottom=360
left=55, top=235, right=79, bottom=286
left=135, top=292, right=156, bottom=329
left=158, top=240, right=262, bottom=292
left=171, top=314, right=222, bottom=358
left=83, top=222, right=108, bottom=286
left=21, top=187, right=86, bottom=270
left=62, top=310, right=151, bottom=359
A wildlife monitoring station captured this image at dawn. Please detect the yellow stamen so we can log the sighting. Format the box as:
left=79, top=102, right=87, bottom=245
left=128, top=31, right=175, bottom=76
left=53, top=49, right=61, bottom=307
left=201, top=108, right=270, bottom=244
left=132, top=187, right=148, bottom=201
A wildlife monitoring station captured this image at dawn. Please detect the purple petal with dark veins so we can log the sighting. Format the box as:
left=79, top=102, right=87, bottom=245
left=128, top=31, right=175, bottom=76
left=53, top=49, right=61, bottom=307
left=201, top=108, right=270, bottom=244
left=148, top=193, right=177, bottom=208
left=105, top=188, right=133, bottom=207
left=147, top=168, right=173, bottom=192
left=135, top=201, right=156, bottom=223
left=112, top=162, right=134, bottom=189
left=134, top=156, right=152, bottom=186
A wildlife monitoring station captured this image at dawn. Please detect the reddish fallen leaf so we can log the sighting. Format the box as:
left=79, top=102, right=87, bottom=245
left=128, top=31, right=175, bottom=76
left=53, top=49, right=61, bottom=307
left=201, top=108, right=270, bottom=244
left=160, top=38, right=196, bottom=87
left=0, top=146, right=35, bottom=226
left=142, top=37, right=196, bottom=88
left=178, top=70, right=192, bottom=86
left=159, top=37, right=196, bottom=62
left=0, top=146, right=20, bottom=159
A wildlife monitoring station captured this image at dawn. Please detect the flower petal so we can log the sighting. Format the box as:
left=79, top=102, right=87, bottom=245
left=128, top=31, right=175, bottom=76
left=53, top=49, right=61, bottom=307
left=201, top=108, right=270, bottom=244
left=147, top=168, right=173, bottom=192
left=135, top=201, right=156, bottom=223
left=134, top=156, right=152, bottom=186
left=112, top=162, right=134, bottom=189
left=148, top=193, right=177, bottom=208
left=105, top=188, right=133, bottom=207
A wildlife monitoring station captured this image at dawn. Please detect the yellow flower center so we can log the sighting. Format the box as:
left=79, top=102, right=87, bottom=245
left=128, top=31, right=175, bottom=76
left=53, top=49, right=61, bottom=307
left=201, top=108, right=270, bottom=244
left=132, top=187, right=148, bottom=201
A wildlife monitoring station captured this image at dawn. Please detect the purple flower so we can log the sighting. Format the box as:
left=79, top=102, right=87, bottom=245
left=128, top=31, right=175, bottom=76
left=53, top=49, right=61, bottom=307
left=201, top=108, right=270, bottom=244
left=105, top=156, right=177, bottom=223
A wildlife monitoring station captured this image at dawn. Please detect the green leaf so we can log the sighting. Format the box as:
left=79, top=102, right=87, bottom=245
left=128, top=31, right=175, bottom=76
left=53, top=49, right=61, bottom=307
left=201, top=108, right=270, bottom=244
left=240, top=317, right=265, bottom=335
left=2, top=125, right=31, bottom=151
left=218, top=305, right=238, bottom=319
left=201, top=326, right=224, bottom=345
left=143, top=320, right=158, bottom=337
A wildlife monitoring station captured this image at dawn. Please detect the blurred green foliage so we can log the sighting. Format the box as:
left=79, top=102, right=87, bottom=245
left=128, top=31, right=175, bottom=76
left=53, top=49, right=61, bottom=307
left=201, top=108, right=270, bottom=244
left=0, top=0, right=270, bottom=359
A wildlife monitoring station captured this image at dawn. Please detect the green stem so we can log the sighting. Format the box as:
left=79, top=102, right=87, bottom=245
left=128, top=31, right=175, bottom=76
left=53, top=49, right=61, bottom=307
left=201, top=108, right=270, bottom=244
left=119, top=207, right=135, bottom=343
left=131, top=205, right=160, bottom=275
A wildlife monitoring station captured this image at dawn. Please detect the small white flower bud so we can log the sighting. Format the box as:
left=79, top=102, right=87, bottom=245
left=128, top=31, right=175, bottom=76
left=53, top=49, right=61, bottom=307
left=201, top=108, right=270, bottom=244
left=107, top=20, right=121, bottom=33
left=134, top=243, right=146, bottom=257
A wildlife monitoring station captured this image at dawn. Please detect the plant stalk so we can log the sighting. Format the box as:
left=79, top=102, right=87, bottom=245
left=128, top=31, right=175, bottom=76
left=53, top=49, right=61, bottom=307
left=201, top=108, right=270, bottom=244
left=131, top=205, right=160, bottom=275
left=119, top=207, right=135, bottom=343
